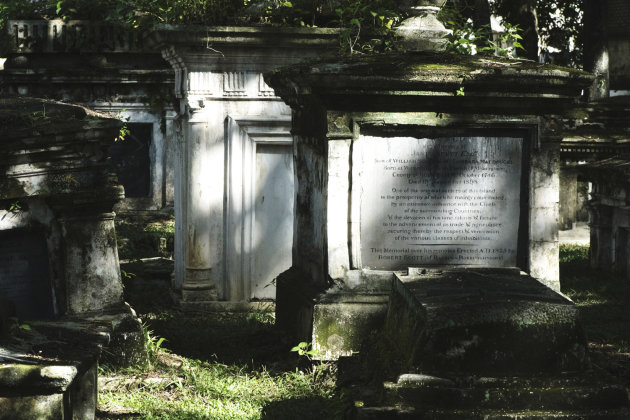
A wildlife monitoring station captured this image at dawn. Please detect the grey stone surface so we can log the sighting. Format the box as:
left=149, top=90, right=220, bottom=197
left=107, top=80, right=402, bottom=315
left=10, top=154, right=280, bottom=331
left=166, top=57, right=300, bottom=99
left=151, top=26, right=338, bottom=303
left=267, top=49, right=592, bottom=359
left=359, top=135, right=522, bottom=270
left=312, top=297, right=389, bottom=360
left=0, top=98, right=144, bottom=420
left=582, top=157, right=630, bottom=277
left=386, top=268, right=588, bottom=375
left=0, top=393, right=64, bottom=420
left=2, top=20, right=174, bottom=211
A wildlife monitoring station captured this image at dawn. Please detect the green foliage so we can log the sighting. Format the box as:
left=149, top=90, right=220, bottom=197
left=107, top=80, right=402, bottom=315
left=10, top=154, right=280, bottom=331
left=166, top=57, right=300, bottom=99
left=490, top=0, right=583, bottom=66
left=6, top=201, right=22, bottom=213
left=536, top=0, right=583, bottom=66
left=332, top=0, right=400, bottom=54
left=135, top=0, right=246, bottom=26
left=561, top=261, right=630, bottom=357
left=0, top=0, right=246, bottom=28
left=116, top=123, right=130, bottom=142
left=143, top=322, right=167, bottom=367
left=559, top=244, right=589, bottom=263
left=258, top=0, right=402, bottom=54
left=115, top=215, right=174, bottom=260
left=441, top=5, right=524, bottom=58
left=290, top=341, right=317, bottom=360
left=6, top=317, right=31, bottom=335
left=99, top=356, right=340, bottom=419
left=99, top=309, right=342, bottom=419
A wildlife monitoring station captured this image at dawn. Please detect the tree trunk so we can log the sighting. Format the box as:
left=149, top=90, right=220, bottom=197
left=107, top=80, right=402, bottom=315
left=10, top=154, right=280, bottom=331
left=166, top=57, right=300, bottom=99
left=515, top=1, right=539, bottom=61
left=497, top=0, right=539, bottom=61
left=472, top=0, right=492, bottom=48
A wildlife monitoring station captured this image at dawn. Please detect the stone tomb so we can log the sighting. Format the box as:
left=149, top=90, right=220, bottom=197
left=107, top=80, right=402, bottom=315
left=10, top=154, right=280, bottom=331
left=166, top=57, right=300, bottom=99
left=0, top=98, right=144, bottom=420
left=267, top=51, right=630, bottom=416
left=266, top=52, right=594, bottom=360
left=150, top=26, right=338, bottom=308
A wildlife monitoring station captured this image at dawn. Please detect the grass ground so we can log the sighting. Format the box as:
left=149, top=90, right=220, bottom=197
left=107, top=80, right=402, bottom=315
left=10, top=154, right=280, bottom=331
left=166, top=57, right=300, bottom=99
left=97, top=243, right=630, bottom=419
left=97, top=260, right=346, bottom=420
left=559, top=244, right=630, bottom=388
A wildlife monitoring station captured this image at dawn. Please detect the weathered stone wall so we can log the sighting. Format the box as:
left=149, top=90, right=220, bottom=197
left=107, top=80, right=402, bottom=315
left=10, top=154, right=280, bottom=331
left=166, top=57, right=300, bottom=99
left=585, top=159, right=630, bottom=278
left=267, top=51, right=592, bottom=357
left=153, top=26, right=338, bottom=305
left=608, top=0, right=630, bottom=90
left=529, top=138, right=561, bottom=289
left=1, top=20, right=175, bottom=211
left=0, top=98, right=124, bottom=316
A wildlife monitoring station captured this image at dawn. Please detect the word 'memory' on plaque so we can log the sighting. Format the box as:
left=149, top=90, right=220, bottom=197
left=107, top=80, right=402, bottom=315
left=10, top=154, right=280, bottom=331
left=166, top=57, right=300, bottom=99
left=359, top=136, right=523, bottom=270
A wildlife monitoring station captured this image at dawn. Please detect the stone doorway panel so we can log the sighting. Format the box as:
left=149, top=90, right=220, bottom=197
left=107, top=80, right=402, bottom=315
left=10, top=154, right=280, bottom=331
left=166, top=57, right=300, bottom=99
left=252, top=144, right=294, bottom=299
left=225, top=116, right=294, bottom=301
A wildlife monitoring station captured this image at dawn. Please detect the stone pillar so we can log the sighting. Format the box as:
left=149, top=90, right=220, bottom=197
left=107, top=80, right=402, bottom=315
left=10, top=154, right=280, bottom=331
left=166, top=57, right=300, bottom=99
left=559, top=167, right=578, bottom=230
left=180, top=101, right=226, bottom=302
left=171, top=113, right=186, bottom=290
left=60, top=211, right=123, bottom=314
left=590, top=205, right=613, bottom=268
left=529, top=139, right=561, bottom=291
left=164, top=110, right=178, bottom=207
left=181, top=113, right=218, bottom=302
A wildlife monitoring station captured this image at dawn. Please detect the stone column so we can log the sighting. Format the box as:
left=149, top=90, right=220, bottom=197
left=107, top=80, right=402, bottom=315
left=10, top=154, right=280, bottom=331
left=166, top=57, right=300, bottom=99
left=590, top=204, right=613, bottom=269
left=181, top=114, right=216, bottom=301
left=164, top=110, right=178, bottom=207
left=559, top=167, right=578, bottom=230
left=170, top=113, right=186, bottom=290
left=60, top=210, right=124, bottom=314
left=529, top=139, right=561, bottom=291
left=181, top=101, right=225, bottom=302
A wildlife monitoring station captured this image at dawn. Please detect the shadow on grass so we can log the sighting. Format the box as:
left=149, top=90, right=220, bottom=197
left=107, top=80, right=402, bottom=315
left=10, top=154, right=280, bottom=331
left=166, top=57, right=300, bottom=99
left=96, top=410, right=140, bottom=419
left=145, top=312, right=298, bottom=370
left=119, top=258, right=301, bottom=370
left=561, top=255, right=630, bottom=387
left=261, top=396, right=348, bottom=420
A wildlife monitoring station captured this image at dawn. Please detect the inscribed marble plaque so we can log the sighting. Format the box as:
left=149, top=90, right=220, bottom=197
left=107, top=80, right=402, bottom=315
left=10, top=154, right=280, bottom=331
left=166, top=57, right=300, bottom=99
left=359, top=136, right=523, bottom=269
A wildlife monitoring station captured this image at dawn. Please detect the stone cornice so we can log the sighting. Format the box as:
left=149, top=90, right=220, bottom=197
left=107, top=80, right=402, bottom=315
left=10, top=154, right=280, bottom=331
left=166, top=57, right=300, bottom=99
left=265, top=52, right=595, bottom=115
left=150, top=25, right=339, bottom=71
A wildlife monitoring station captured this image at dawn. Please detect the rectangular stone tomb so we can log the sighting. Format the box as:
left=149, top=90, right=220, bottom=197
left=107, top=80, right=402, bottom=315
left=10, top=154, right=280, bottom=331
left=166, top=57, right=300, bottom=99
left=359, top=135, right=523, bottom=270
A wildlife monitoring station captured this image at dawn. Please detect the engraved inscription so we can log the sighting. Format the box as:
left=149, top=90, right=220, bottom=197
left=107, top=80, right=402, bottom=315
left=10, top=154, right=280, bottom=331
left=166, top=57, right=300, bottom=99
left=359, top=136, right=523, bottom=269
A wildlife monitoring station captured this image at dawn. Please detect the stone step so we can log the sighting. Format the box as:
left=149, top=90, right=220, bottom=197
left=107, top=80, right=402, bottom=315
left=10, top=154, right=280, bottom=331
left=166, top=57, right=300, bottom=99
left=382, top=373, right=629, bottom=411
left=355, top=406, right=630, bottom=420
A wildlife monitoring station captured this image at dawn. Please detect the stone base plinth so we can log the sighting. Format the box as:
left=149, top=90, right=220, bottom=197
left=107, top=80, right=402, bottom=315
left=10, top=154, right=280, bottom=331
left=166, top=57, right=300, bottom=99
left=387, top=267, right=589, bottom=375
left=176, top=298, right=274, bottom=313
left=181, top=288, right=218, bottom=302
left=0, top=364, right=97, bottom=420
left=275, top=267, right=391, bottom=360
